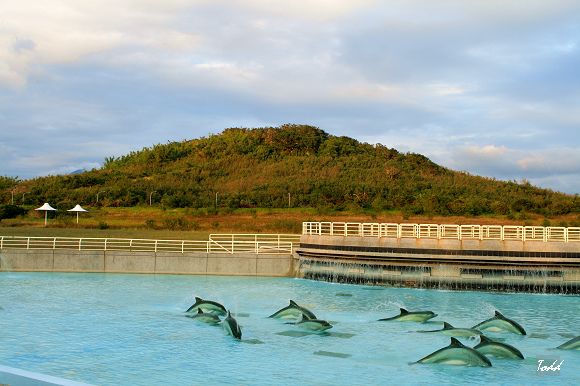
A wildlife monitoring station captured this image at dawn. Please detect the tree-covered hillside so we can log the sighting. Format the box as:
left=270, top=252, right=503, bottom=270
left=2, top=124, right=579, bottom=218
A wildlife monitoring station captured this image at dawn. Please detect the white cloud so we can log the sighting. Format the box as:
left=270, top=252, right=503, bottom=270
left=0, top=0, right=378, bottom=88
left=0, top=0, right=207, bottom=87
left=444, top=144, right=580, bottom=183
left=518, top=157, right=548, bottom=170
left=462, top=144, right=507, bottom=159
left=234, top=0, right=379, bottom=22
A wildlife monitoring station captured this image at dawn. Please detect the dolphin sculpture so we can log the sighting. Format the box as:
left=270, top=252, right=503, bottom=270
left=557, top=336, right=580, bottom=350
left=223, top=311, right=242, bottom=339
left=268, top=300, right=317, bottom=319
left=290, top=314, right=333, bottom=331
left=419, top=322, right=483, bottom=337
left=471, top=311, right=526, bottom=335
left=186, top=308, right=221, bottom=324
left=416, top=337, right=492, bottom=367
left=186, top=297, right=227, bottom=316
left=378, top=308, right=438, bottom=322
left=474, top=335, right=524, bottom=359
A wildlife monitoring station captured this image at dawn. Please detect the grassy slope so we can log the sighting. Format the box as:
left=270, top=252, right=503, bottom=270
left=2, top=206, right=578, bottom=240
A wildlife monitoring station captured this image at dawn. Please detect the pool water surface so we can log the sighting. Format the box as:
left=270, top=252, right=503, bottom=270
left=0, top=272, right=579, bottom=385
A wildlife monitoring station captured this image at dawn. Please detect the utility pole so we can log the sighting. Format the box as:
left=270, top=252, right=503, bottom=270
left=288, top=192, right=291, bottom=208
left=215, top=192, right=219, bottom=207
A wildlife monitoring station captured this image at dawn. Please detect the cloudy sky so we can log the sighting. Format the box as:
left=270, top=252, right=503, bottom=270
left=1, top=1, right=580, bottom=194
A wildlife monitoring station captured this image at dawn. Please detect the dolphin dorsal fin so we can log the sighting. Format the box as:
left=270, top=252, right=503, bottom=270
left=443, top=322, right=454, bottom=330
left=494, top=310, right=504, bottom=318
left=195, top=297, right=203, bottom=302
left=450, top=337, right=465, bottom=347
left=400, top=308, right=409, bottom=314
left=197, top=308, right=203, bottom=314
left=290, top=300, right=298, bottom=306
left=479, top=335, right=492, bottom=343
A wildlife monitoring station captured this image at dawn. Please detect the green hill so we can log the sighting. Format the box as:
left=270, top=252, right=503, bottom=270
left=2, top=124, right=579, bottom=219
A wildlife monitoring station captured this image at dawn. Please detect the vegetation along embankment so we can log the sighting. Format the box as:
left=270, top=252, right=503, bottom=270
left=2, top=124, right=580, bottom=237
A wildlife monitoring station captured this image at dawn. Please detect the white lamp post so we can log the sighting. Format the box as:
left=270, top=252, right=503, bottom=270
left=150, top=191, right=157, bottom=205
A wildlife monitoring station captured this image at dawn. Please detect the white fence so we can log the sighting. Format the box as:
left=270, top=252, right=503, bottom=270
left=0, top=234, right=299, bottom=254
left=302, top=222, right=580, bottom=243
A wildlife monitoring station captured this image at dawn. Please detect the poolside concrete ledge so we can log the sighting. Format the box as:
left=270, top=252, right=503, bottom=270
left=0, top=365, right=93, bottom=386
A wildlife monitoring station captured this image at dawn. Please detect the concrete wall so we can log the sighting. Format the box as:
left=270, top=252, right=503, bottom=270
left=0, top=249, right=296, bottom=277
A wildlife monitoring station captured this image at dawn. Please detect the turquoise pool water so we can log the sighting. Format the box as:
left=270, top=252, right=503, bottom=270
left=1, top=272, right=579, bottom=385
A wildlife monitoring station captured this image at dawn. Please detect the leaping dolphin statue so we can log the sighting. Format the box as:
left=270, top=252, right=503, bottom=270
left=268, top=300, right=317, bottom=319
left=223, top=311, right=242, bottom=339
left=186, top=308, right=221, bottom=324
left=416, top=337, right=492, bottom=367
left=557, top=336, right=580, bottom=350
left=289, top=314, right=333, bottom=331
left=474, top=335, right=524, bottom=359
left=471, top=311, right=526, bottom=335
left=419, top=322, right=483, bottom=337
left=186, top=297, right=227, bottom=316
left=378, top=308, right=438, bottom=322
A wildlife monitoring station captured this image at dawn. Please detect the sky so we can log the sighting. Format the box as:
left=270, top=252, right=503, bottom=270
left=1, top=1, right=580, bottom=194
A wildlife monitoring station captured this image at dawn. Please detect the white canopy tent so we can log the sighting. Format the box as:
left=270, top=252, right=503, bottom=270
left=67, top=204, right=89, bottom=223
left=35, top=203, right=57, bottom=225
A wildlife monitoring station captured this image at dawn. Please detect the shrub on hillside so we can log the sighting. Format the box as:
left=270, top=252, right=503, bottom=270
left=0, top=204, right=27, bottom=222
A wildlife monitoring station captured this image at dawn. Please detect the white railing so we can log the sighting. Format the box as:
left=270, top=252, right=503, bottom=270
left=0, top=235, right=296, bottom=254
left=302, top=222, right=580, bottom=243
left=208, top=234, right=299, bottom=253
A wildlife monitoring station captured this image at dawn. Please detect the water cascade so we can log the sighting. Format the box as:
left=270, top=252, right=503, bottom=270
left=297, top=256, right=580, bottom=294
